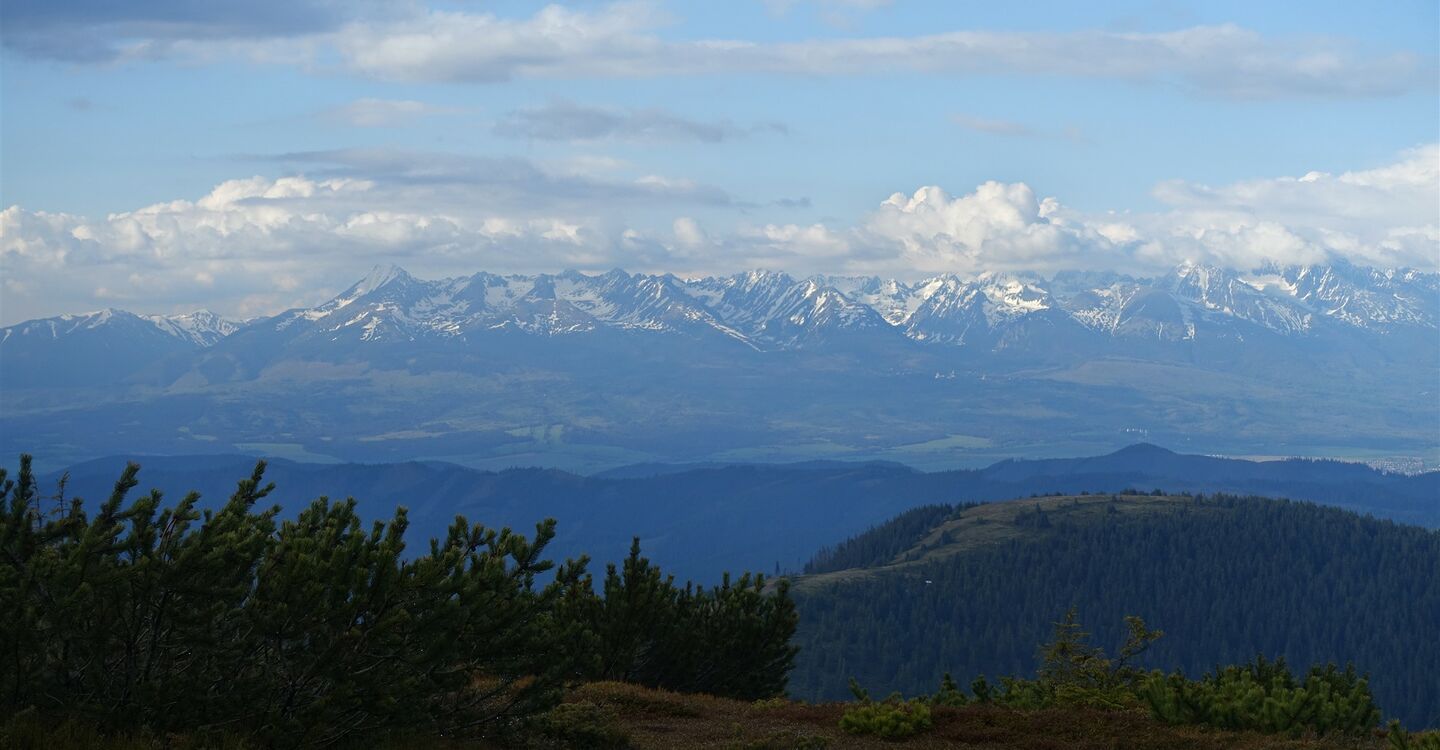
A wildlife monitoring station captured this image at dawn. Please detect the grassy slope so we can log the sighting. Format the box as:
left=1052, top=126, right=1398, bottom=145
left=793, top=492, right=1202, bottom=592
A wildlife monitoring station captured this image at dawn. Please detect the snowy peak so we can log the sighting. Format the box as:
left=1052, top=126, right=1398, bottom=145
left=197, top=261, right=1440, bottom=348
left=1281, top=263, right=1437, bottom=330
left=1, top=308, right=243, bottom=348
left=8, top=262, right=1435, bottom=354
left=144, top=310, right=245, bottom=346
left=352, top=264, right=413, bottom=297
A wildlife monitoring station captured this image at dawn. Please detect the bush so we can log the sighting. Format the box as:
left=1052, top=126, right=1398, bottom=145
left=528, top=701, right=630, bottom=749
left=930, top=673, right=969, bottom=707
left=1389, top=722, right=1440, bottom=750
left=1140, top=656, right=1381, bottom=737
left=839, top=698, right=933, bottom=739
left=839, top=679, right=933, bottom=738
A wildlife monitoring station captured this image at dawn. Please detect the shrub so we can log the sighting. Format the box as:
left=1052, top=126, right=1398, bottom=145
left=839, top=698, right=933, bottom=739
left=1140, top=656, right=1380, bottom=737
left=528, top=701, right=630, bottom=749
left=1389, top=721, right=1440, bottom=750
left=930, top=673, right=969, bottom=707
left=839, top=679, right=933, bottom=739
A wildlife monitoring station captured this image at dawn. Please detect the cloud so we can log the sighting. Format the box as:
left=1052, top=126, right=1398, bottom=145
left=326, top=8, right=1434, bottom=98
left=0, top=0, right=398, bottom=62
left=316, top=98, right=459, bottom=127
left=851, top=145, right=1440, bottom=275
left=249, top=148, right=737, bottom=209
left=1140, top=143, right=1440, bottom=270
left=857, top=183, right=1127, bottom=274
left=494, top=100, right=784, bottom=143
left=0, top=148, right=737, bottom=322
left=5, top=2, right=1432, bottom=100
left=2, top=145, right=1435, bottom=324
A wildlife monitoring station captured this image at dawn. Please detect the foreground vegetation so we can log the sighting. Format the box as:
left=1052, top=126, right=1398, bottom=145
left=4, top=456, right=1436, bottom=747
left=0, top=456, right=795, bottom=746
left=8, top=677, right=1438, bottom=749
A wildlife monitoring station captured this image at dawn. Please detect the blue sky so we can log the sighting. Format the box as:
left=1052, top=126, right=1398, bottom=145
left=0, top=0, right=1436, bottom=322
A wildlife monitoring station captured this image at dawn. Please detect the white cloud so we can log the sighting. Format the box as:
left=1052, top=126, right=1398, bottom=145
left=7, top=2, right=1431, bottom=99
left=856, top=183, right=1127, bottom=274
left=1144, top=144, right=1440, bottom=269
left=2, top=145, right=1435, bottom=324
left=672, top=217, right=708, bottom=248
left=0, top=151, right=734, bottom=322
left=319, top=9, right=1434, bottom=99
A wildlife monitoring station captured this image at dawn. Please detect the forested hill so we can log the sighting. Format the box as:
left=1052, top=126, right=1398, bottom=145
left=787, top=493, right=1440, bottom=728
left=40, top=445, right=1439, bottom=584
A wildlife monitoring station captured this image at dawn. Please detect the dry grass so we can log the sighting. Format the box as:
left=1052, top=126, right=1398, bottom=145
left=553, top=681, right=1392, bottom=749
left=793, top=493, right=1209, bottom=592
left=6, top=682, right=1411, bottom=749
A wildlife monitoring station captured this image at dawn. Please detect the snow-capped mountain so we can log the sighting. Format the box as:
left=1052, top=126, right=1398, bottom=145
left=2, top=262, right=1434, bottom=473
left=1, top=308, right=244, bottom=346
left=240, top=263, right=1437, bottom=352
left=144, top=310, right=246, bottom=346
left=5, top=263, right=1434, bottom=361
left=0, top=308, right=245, bottom=387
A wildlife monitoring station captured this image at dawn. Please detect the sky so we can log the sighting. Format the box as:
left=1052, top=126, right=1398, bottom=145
left=0, top=0, right=1437, bottom=323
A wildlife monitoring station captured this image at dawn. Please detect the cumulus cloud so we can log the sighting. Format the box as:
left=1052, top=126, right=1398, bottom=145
left=850, top=145, right=1439, bottom=275
left=852, top=183, right=1132, bottom=275
left=1142, top=143, right=1440, bottom=270
left=2, top=145, right=1435, bottom=324
left=4, top=2, right=1432, bottom=99
left=494, top=100, right=785, bottom=143
left=0, top=149, right=736, bottom=322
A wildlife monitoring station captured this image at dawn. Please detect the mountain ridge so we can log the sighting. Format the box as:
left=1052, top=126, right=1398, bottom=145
left=5, top=261, right=1434, bottom=351
left=35, top=444, right=1440, bottom=585
left=3, top=264, right=1435, bottom=471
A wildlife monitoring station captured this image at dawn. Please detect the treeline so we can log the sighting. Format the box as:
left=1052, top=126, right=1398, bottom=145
left=0, top=456, right=796, bottom=746
left=790, top=494, right=1440, bottom=728
left=804, top=503, right=963, bottom=574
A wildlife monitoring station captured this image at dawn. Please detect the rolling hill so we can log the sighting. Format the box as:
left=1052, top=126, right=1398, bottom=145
left=786, top=492, right=1440, bottom=728
left=30, top=444, right=1440, bottom=586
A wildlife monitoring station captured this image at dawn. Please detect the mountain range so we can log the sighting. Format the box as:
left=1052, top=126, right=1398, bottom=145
left=2, top=263, right=1436, bottom=470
